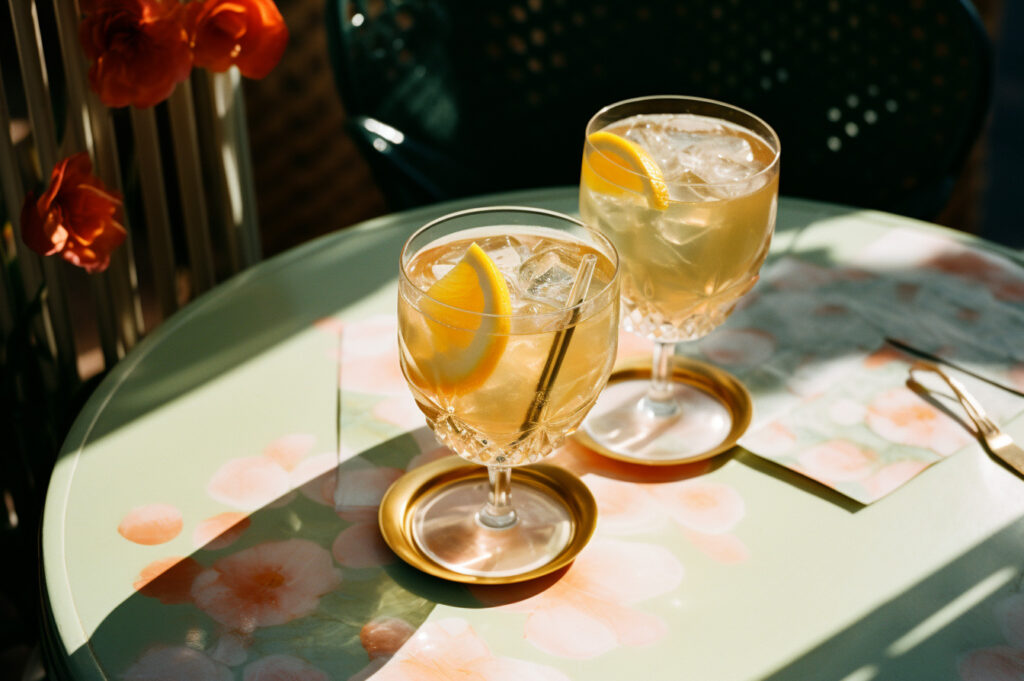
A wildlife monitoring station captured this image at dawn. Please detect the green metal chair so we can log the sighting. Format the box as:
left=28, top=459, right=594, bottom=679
left=326, top=0, right=992, bottom=219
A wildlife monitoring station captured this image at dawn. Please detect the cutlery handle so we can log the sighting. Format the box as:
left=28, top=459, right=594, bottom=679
left=909, top=361, right=990, bottom=434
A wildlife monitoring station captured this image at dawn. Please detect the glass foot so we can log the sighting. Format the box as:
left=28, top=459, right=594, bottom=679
left=413, top=478, right=572, bottom=578
left=576, top=357, right=752, bottom=465
left=379, top=457, right=597, bottom=584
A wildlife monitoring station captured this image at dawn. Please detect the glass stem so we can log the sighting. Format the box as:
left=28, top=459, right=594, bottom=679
left=478, top=464, right=517, bottom=529
left=641, top=341, right=680, bottom=418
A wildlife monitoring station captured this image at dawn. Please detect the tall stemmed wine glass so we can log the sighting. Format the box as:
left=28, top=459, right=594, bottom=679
left=388, top=206, right=619, bottom=581
left=578, top=95, right=780, bottom=463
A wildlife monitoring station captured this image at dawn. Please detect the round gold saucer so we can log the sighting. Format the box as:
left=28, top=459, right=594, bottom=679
left=573, top=356, right=752, bottom=466
left=379, top=456, right=597, bottom=585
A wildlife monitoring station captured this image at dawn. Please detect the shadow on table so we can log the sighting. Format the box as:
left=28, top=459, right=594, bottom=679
left=58, top=428, right=1024, bottom=681
left=55, top=428, right=596, bottom=680
left=70, top=189, right=583, bottom=449
left=732, top=447, right=866, bottom=514
left=52, top=197, right=1024, bottom=678
left=756, top=516, right=1024, bottom=681
left=70, top=197, right=1023, bottom=466
left=54, top=432, right=447, bottom=680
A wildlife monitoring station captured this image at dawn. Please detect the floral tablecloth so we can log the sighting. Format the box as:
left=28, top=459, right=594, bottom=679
left=43, top=191, right=1024, bottom=681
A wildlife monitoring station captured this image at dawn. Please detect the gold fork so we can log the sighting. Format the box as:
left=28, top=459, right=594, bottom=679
left=909, top=360, right=1024, bottom=478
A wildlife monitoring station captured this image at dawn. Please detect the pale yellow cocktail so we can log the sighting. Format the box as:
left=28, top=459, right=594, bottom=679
left=399, top=228, right=619, bottom=465
left=581, top=109, right=779, bottom=342
left=577, top=96, right=780, bottom=464
left=394, top=206, right=619, bottom=578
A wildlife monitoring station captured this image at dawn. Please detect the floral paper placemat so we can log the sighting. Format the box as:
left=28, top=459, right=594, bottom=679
left=641, top=227, right=1024, bottom=504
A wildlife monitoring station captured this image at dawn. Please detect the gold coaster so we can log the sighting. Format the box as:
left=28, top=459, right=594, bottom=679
left=574, top=356, right=753, bottom=466
left=379, top=456, right=597, bottom=585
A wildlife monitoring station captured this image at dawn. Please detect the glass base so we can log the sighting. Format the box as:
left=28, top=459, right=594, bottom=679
left=576, top=357, right=752, bottom=465
left=411, top=477, right=573, bottom=578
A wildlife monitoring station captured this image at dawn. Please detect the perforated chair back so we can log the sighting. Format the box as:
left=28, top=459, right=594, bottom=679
left=327, top=0, right=992, bottom=217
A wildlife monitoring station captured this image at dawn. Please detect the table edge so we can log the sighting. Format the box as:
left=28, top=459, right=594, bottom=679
left=38, top=188, right=1020, bottom=679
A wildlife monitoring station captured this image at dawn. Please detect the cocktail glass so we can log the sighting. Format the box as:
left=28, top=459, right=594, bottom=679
left=578, top=95, right=780, bottom=464
left=391, top=206, right=619, bottom=580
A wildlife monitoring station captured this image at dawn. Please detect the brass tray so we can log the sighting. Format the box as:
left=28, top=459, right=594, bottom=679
left=379, top=456, right=597, bottom=585
left=574, top=356, right=753, bottom=466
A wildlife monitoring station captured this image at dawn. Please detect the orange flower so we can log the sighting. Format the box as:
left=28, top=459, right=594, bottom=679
left=186, top=0, right=288, bottom=79
left=191, top=539, right=341, bottom=632
left=79, top=0, right=193, bottom=108
left=20, top=153, right=126, bottom=273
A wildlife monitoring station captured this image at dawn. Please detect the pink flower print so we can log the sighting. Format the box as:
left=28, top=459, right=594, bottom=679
left=208, top=632, right=250, bottom=667
left=958, top=306, right=982, bottom=322
left=322, top=315, right=407, bottom=397
left=867, top=387, right=974, bottom=455
left=863, top=345, right=908, bottom=369
left=360, top=616, right=416, bottom=659
left=334, top=463, right=404, bottom=522
left=263, top=433, right=316, bottom=471
left=683, top=529, right=750, bottom=564
left=133, top=557, right=203, bottom=604
left=243, top=654, right=329, bottom=681
left=996, top=594, right=1024, bottom=648
left=1008, top=365, right=1024, bottom=393
left=767, top=259, right=843, bottom=291
left=615, top=327, right=654, bottom=361
left=827, top=397, right=867, bottom=426
left=994, top=277, right=1024, bottom=302
left=292, top=451, right=349, bottom=506
left=191, top=538, right=341, bottom=632
left=118, top=504, right=183, bottom=545
left=863, top=460, right=930, bottom=501
left=332, top=522, right=395, bottom=568
left=650, top=480, right=745, bottom=534
left=475, top=538, right=683, bottom=659
left=292, top=454, right=401, bottom=517
left=813, top=303, right=849, bottom=316
left=123, top=646, right=231, bottom=681
left=207, top=457, right=292, bottom=511
left=957, top=593, right=1024, bottom=681
left=925, top=250, right=1024, bottom=303
left=313, top=317, right=345, bottom=335
left=895, top=282, right=921, bottom=302
left=584, top=475, right=663, bottom=535
left=207, top=434, right=321, bottom=510
left=700, top=328, right=776, bottom=367
left=926, top=251, right=1000, bottom=281
left=743, top=422, right=798, bottom=457
left=584, top=476, right=748, bottom=563
left=552, top=437, right=713, bottom=482
left=193, top=512, right=251, bottom=550
left=959, top=646, right=1024, bottom=681
left=796, top=440, right=877, bottom=484
left=372, top=394, right=426, bottom=430
left=371, top=618, right=571, bottom=681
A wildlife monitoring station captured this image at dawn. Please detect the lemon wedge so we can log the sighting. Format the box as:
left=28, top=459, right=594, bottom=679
left=583, top=130, right=670, bottom=210
left=421, top=242, right=512, bottom=393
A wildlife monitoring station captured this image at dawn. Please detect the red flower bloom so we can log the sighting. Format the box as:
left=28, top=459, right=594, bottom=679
left=186, top=0, right=288, bottom=79
left=79, top=0, right=193, bottom=108
left=20, top=153, right=126, bottom=274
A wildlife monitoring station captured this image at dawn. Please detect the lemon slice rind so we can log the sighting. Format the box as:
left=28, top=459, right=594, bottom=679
left=421, top=243, right=511, bottom=394
left=583, top=130, right=670, bottom=210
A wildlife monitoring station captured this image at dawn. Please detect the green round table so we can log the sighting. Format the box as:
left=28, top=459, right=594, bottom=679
left=42, top=188, right=1024, bottom=681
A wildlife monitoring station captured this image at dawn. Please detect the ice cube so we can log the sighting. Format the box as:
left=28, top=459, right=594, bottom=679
left=656, top=214, right=709, bottom=248
left=518, top=247, right=579, bottom=307
left=474, top=235, right=530, bottom=276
